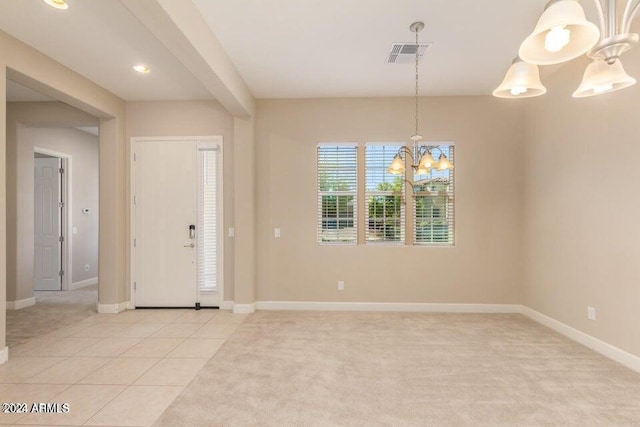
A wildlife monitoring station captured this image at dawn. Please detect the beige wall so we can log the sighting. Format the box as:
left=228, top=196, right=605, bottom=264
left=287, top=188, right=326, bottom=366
left=125, top=101, right=235, bottom=302
left=232, top=116, right=256, bottom=305
left=7, top=102, right=99, bottom=301
left=255, top=97, right=526, bottom=303
left=1, top=69, right=6, bottom=348
left=523, top=47, right=640, bottom=357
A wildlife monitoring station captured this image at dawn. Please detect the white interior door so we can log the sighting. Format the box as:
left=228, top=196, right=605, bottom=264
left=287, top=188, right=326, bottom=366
left=34, top=157, right=62, bottom=291
left=134, top=140, right=198, bottom=307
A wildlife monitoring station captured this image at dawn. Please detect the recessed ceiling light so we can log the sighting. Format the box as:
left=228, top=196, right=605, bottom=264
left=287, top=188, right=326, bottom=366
left=133, top=65, right=150, bottom=74
left=42, top=0, right=69, bottom=10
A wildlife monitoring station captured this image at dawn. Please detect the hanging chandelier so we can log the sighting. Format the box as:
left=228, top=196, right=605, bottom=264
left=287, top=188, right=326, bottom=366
left=494, top=0, right=639, bottom=98
left=388, top=22, right=453, bottom=176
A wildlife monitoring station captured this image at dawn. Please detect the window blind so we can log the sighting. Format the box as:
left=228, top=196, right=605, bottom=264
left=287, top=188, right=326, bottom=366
left=317, top=144, right=357, bottom=244
left=198, top=148, right=219, bottom=292
left=365, top=144, right=404, bottom=244
left=413, top=144, right=455, bottom=245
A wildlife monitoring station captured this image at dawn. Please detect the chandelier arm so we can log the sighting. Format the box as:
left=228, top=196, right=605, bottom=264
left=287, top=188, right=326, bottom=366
left=393, top=178, right=415, bottom=206
left=413, top=144, right=444, bottom=157
left=592, top=0, right=607, bottom=35
left=607, top=0, right=618, bottom=37
left=428, top=145, right=445, bottom=157
left=621, top=0, right=640, bottom=33
left=400, top=178, right=415, bottom=192
left=396, top=145, right=415, bottom=163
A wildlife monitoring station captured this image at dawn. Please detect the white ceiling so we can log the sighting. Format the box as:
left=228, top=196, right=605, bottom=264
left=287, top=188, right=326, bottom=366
left=0, top=0, right=212, bottom=101
left=0, top=0, right=611, bottom=101
left=193, top=0, right=603, bottom=98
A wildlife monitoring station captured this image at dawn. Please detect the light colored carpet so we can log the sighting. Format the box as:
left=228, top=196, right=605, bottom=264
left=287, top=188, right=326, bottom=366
left=155, top=311, right=640, bottom=427
left=6, top=284, right=97, bottom=347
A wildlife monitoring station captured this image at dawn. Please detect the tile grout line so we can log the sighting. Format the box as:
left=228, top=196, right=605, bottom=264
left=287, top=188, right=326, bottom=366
left=3, top=309, right=237, bottom=426
left=9, top=383, right=74, bottom=426
left=77, top=384, right=130, bottom=426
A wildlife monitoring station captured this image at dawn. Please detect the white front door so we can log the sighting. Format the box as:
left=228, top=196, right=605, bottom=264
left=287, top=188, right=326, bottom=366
left=133, top=138, right=222, bottom=308
left=34, top=157, right=62, bottom=291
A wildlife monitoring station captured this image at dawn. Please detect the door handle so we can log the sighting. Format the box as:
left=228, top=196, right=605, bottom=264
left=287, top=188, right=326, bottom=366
left=183, top=243, right=195, bottom=248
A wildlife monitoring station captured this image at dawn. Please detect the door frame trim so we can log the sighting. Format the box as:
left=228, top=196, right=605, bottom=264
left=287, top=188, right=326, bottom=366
left=34, top=147, right=72, bottom=291
left=129, top=136, right=224, bottom=309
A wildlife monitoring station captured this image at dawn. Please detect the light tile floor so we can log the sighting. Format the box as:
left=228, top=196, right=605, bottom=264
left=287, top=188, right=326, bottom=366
left=0, top=308, right=247, bottom=426
left=7, top=286, right=98, bottom=347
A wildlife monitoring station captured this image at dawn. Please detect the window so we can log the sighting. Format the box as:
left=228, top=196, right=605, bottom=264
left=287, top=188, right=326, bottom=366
left=413, top=144, right=455, bottom=245
left=317, top=144, right=357, bottom=244
left=198, top=147, right=220, bottom=292
left=365, top=144, right=404, bottom=244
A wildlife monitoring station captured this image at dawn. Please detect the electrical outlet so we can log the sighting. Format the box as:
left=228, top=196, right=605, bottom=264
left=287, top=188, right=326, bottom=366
left=338, top=280, right=345, bottom=291
left=228, top=227, right=235, bottom=238
left=274, top=228, right=281, bottom=238
left=84, top=264, right=90, bottom=272
left=587, top=306, right=596, bottom=321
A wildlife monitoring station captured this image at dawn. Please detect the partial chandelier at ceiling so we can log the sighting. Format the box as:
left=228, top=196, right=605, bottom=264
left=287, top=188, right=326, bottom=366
left=387, top=22, right=454, bottom=177
left=494, top=0, right=640, bottom=99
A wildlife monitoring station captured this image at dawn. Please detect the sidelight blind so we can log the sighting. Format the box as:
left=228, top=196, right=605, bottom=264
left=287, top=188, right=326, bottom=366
left=198, top=148, right=219, bottom=292
left=365, top=144, right=405, bottom=244
left=317, top=144, right=358, bottom=244
left=413, top=144, right=455, bottom=245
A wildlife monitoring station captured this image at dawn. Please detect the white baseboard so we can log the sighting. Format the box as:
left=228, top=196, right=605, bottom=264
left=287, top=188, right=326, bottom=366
left=6, top=297, right=36, bottom=310
left=70, top=277, right=98, bottom=290
left=255, top=301, right=522, bottom=313
left=221, top=301, right=235, bottom=310
left=233, top=303, right=255, bottom=314
left=97, top=301, right=130, bottom=314
left=520, top=306, right=640, bottom=373
left=0, top=347, right=8, bottom=364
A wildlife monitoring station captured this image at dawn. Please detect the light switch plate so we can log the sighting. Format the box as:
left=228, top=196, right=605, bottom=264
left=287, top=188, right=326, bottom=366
left=228, top=227, right=235, bottom=238
left=274, top=228, right=281, bottom=238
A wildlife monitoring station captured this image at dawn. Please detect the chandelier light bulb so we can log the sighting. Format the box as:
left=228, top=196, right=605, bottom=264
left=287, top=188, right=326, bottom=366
left=437, top=154, right=454, bottom=171
left=416, top=165, right=431, bottom=175
left=544, top=25, right=571, bottom=52
left=418, top=151, right=436, bottom=169
left=593, top=82, right=614, bottom=93
left=573, top=59, right=637, bottom=98
left=387, top=154, right=405, bottom=175
left=493, top=58, right=546, bottom=98
left=509, top=86, right=529, bottom=96
left=519, top=0, right=599, bottom=65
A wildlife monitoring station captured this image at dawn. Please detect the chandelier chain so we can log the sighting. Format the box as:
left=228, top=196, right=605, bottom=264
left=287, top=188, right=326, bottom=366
left=414, top=26, right=419, bottom=138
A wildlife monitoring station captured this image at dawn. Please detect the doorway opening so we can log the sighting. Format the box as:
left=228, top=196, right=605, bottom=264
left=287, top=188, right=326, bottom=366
left=6, top=78, right=100, bottom=346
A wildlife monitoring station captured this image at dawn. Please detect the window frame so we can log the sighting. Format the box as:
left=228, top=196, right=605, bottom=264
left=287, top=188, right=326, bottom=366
left=364, top=142, right=406, bottom=245
left=316, top=143, right=359, bottom=246
left=412, top=142, right=456, bottom=247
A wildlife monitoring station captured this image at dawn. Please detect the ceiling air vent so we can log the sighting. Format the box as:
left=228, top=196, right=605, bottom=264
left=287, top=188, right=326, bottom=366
left=386, top=43, right=431, bottom=64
